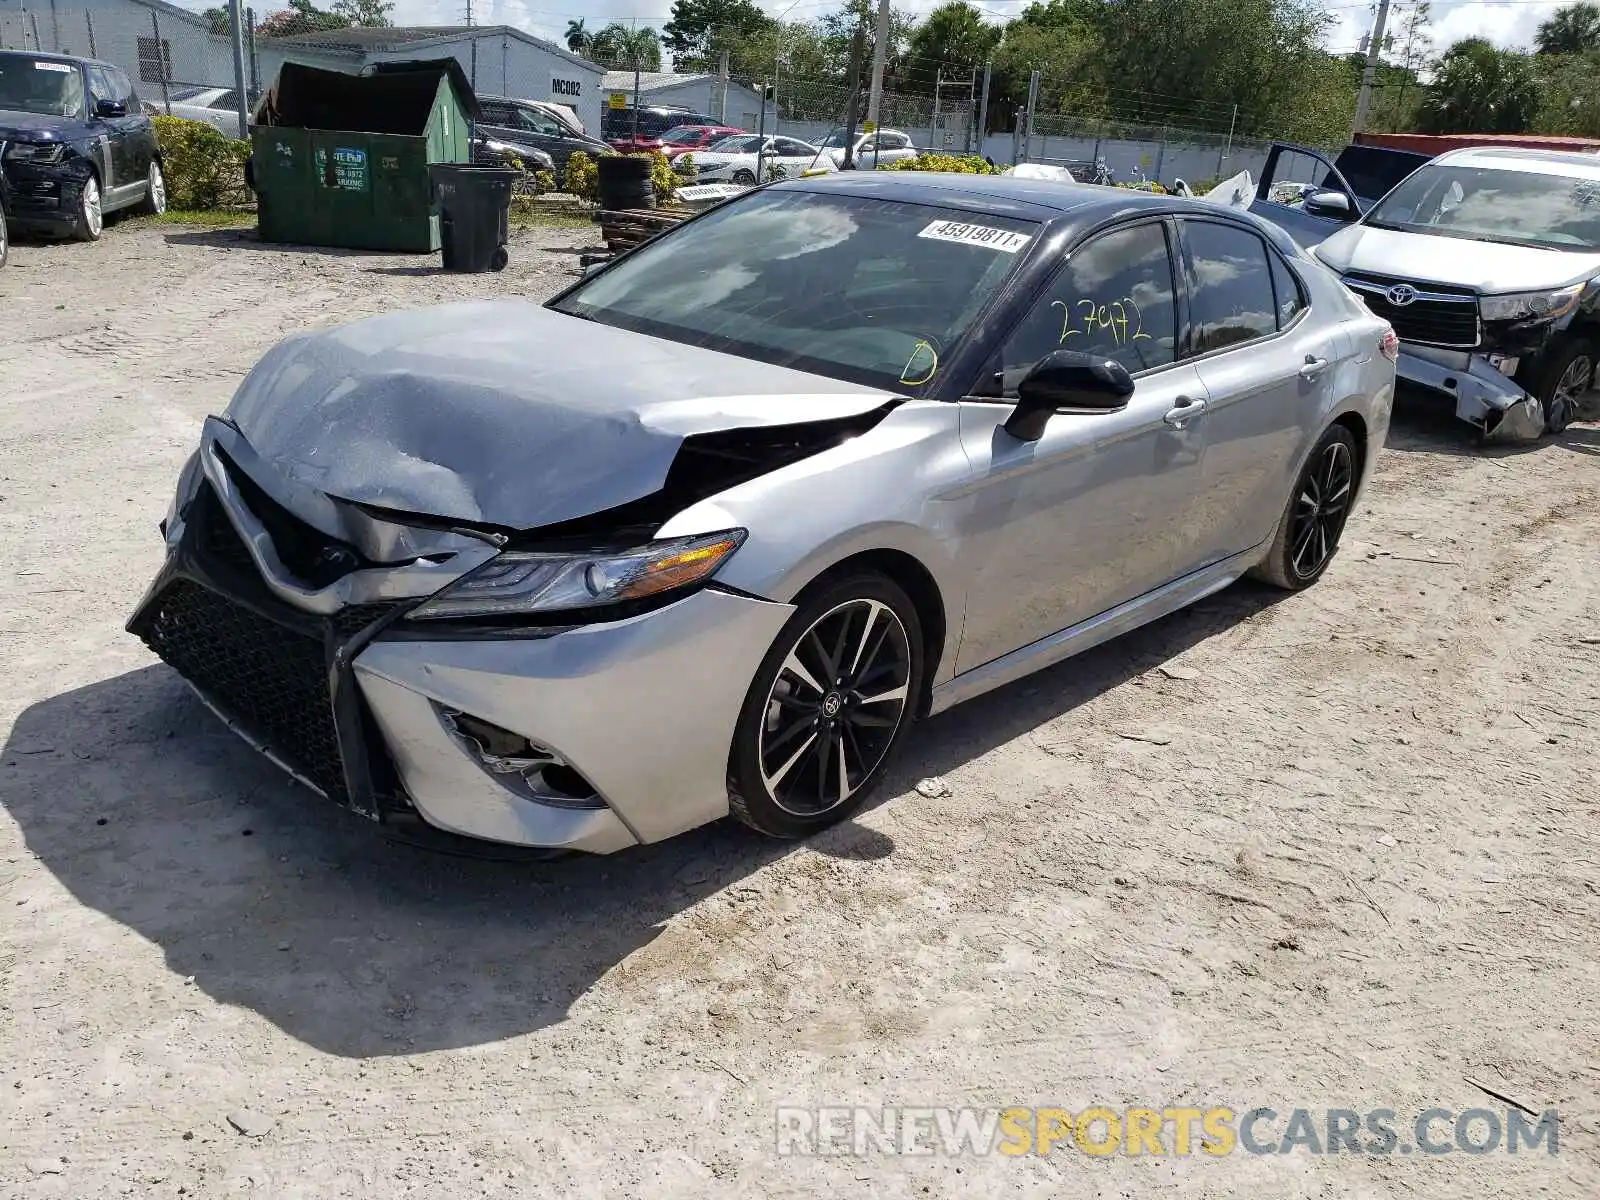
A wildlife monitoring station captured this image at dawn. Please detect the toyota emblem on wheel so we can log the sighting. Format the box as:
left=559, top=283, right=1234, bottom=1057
left=1386, top=284, right=1417, bottom=306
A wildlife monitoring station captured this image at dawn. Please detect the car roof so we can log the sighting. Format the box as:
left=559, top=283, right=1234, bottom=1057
left=0, top=48, right=116, bottom=70
left=781, top=170, right=1188, bottom=220
left=1432, top=146, right=1600, bottom=179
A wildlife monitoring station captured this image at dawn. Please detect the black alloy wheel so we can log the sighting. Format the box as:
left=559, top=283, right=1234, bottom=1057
left=729, top=573, right=924, bottom=838
left=1253, top=424, right=1359, bottom=591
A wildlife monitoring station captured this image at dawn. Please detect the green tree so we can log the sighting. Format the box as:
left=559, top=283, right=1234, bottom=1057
left=565, top=19, right=592, bottom=55
left=593, top=23, right=663, bottom=71
left=1532, top=50, right=1600, bottom=134
left=1418, top=38, right=1540, bottom=133
left=255, top=0, right=348, bottom=37
left=202, top=7, right=231, bottom=35
left=662, top=0, right=775, bottom=73
left=1536, top=2, right=1600, bottom=54
left=902, top=2, right=1002, bottom=95
left=330, top=0, right=391, bottom=26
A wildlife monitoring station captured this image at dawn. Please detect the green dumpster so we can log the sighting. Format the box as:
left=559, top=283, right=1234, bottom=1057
left=251, top=59, right=476, bottom=252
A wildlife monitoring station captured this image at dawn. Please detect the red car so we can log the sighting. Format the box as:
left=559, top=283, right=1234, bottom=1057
left=657, top=124, right=746, bottom=161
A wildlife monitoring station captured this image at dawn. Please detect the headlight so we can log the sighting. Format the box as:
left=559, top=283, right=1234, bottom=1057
left=4, top=141, right=66, bottom=164
left=410, top=530, right=747, bottom=620
left=1479, top=285, right=1583, bottom=323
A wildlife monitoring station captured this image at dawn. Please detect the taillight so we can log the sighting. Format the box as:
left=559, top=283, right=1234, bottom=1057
left=1379, top=327, right=1400, bottom=362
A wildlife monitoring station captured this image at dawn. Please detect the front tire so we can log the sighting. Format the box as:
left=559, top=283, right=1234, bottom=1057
left=1252, top=424, right=1358, bottom=591
left=728, top=573, right=924, bottom=839
left=0, top=205, right=8, bottom=268
left=73, top=174, right=103, bottom=241
left=731, top=168, right=756, bottom=186
left=1518, top=338, right=1594, bottom=436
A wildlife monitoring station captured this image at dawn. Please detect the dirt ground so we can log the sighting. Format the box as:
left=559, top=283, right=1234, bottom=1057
left=1, top=220, right=1597, bottom=1199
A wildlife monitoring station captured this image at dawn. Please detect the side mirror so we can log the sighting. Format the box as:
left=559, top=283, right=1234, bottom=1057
left=1303, top=189, right=1353, bottom=219
left=95, top=98, right=127, bottom=118
left=1004, top=349, right=1135, bottom=442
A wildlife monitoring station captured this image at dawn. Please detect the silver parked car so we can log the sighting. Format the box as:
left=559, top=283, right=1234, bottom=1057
left=129, top=174, right=1397, bottom=854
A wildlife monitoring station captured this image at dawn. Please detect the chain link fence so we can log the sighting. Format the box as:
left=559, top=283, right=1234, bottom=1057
left=1, top=4, right=265, bottom=123
left=1013, top=111, right=1277, bottom=188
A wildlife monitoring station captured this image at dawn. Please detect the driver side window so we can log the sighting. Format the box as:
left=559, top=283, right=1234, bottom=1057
left=975, top=222, right=1177, bottom=397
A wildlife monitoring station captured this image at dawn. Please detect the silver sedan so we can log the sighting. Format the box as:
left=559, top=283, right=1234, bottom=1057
left=130, top=173, right=1397, bottom=854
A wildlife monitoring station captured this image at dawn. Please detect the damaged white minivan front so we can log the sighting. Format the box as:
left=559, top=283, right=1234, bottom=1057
left=1313, top=146, right=1600, bottom=442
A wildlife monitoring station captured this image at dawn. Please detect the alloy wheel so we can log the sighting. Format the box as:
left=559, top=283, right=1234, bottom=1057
left=1549, top=354, right=1593, bottom=433
left=1289, top=440, right=1353, bottom=579
left=758, top=598, right=912, bottom=817
left=82, top=177, right=103, bottom=238
left=149, top=163, right=167, bottom=215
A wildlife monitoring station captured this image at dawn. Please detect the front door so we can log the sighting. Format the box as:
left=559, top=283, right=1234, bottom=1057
left=954, top=219, right=1213, bottom=673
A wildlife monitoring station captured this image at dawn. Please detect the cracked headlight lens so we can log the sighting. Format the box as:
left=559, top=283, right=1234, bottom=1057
left=1479, top=285, right=1583, bottom=323
left=410, top=529, right=747, bottom=619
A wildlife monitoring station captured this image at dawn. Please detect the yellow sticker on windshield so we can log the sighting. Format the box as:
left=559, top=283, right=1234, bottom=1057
left=917, top=220, right=1031, bottom=253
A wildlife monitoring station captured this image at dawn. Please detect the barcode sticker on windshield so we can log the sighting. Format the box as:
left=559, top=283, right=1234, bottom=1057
left=918, top=220, right=1031, bottom=253
left=33, top=62, right=73, bottom=72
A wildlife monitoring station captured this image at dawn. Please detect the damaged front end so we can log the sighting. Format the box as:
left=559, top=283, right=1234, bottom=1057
left=129, top=386, right=896, bottom=851
left=1396, top=344, right=1546, bottom=444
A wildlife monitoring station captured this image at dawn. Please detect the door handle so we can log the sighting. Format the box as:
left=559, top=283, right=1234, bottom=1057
left=1299, top=354, right=1329, bottom=379
left=1163, top=395, right=1206, bottom=428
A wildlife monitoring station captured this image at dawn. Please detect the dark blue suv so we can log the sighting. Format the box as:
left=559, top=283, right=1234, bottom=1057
left=0, top=49, right=165, bottom=244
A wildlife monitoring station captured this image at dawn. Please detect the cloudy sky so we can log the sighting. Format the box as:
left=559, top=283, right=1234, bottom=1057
left=185, top=0, right=1572, bottom=60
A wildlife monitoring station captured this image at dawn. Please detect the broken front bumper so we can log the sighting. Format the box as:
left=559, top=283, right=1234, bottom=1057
left=1395, top=345, right=1545, bottom=442
left=129, top=459, right=795, bottom=853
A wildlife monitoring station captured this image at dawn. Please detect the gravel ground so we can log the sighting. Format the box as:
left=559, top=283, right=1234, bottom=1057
left=1, top=221, right=1598, bottom=1199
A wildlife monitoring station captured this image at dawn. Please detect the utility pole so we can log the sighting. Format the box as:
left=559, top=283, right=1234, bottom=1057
left=865, top=0, right=890, bottom=130
left=716, top=48, right=729, bottom=124
left=932, top=67, right=941, bottom=151
left=226, top=0, right=248, bottom=139
left=1353, top=0, right=1393, bottom=133
left=1019, top=69, right=1039, bottom=163
left=977, top=60, right=991, bottom=157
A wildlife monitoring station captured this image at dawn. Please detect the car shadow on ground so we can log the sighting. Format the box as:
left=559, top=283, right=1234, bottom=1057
left=3, top=580, right=1284, bottom=1060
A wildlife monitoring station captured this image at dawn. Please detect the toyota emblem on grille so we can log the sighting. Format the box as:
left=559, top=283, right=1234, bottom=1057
left=1386, top=284, right=1418, bottom=306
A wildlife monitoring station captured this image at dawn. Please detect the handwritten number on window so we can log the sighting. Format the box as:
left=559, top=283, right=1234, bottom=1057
left=1051, top=297, right=1151, bottom=348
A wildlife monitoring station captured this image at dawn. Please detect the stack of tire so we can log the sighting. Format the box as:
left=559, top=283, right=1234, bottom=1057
left=597, top=155, right=654, bottom=212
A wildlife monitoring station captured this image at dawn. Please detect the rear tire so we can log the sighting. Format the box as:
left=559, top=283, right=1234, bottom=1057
left=0, top=205, right=8, bottom=268
left=728, top=573, right=924, bottom=839
left=136, top=161, right=167, bottom=216
left=1252, top=424, right=1359, bottom=591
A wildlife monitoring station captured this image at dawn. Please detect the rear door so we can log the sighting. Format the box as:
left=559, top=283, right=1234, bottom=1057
left=955, top=218, right=1213, bottom=671
left=1174, top=217, right=1341, bottom=569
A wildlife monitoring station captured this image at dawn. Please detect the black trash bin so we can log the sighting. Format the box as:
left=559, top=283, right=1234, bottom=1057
left=429, top=164, right=516, bottom=272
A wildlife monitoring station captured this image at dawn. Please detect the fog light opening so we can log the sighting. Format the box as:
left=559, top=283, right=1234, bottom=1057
left=437, top=708, right=606, bottom=810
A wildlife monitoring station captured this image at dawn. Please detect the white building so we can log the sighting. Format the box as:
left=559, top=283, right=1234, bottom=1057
left=259, top=26, right=607, bottom=135
left=601, top=70, right=765, bottom=131
left=0, top=0, right=235, bottom=96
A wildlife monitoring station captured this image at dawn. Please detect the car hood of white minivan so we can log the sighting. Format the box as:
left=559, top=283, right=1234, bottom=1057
left=1316, top=223, right=1600, bottom=294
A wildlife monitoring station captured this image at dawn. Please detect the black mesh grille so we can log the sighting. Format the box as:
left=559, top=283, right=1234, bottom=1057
left=141, top=580, right=348, bottom=799
left=195, top=484, right=257, bottom=574
left=1343, top=273, right=1480, bottom=348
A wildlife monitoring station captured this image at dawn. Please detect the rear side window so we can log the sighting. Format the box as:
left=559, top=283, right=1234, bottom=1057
left=1270, top=253, right=1307, bottom=329
left=1182, top=221, right=1278, bottom=353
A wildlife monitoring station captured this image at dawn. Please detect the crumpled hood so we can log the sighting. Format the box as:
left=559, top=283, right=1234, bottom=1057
left=223, top=299, right=896, bottom=530
left=1316, top=223, right=1600, bottom=293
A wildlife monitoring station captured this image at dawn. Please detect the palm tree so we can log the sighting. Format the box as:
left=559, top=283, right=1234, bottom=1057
left=1419, top=38, right=1541, bottom=133
left=1536, top=3, right=1600, bottom=54
left=593, top=22, right=663, bottom=71
left=565, top=18, right=592, bottom=56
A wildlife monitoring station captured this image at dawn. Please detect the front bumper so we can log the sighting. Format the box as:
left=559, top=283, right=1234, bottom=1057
left=1395, top=344, right=1544, bottom=442
left=129, top=468, right=794, bottom=853
left=1, top=159, right=88, bottom=231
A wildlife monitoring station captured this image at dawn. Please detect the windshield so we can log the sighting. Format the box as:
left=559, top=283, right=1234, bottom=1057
left=660, top=126, right=706, bottom=144
left=819, top=130, right=851, bottom=149
left=1365, top=163, right=1600, bottom=251
left=0, top=54, right=85, bottom=118
left=551, top=190, right=1038, bottom=391
left=709, top=134, right=764, bottom=154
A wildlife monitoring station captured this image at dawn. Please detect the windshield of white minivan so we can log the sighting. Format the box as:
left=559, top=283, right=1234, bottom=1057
left=1364, top=163, right=1600, bottom=251
left=552, top=190, right=1037, bottom=391
left=0, top=54, right=85, bottom=118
